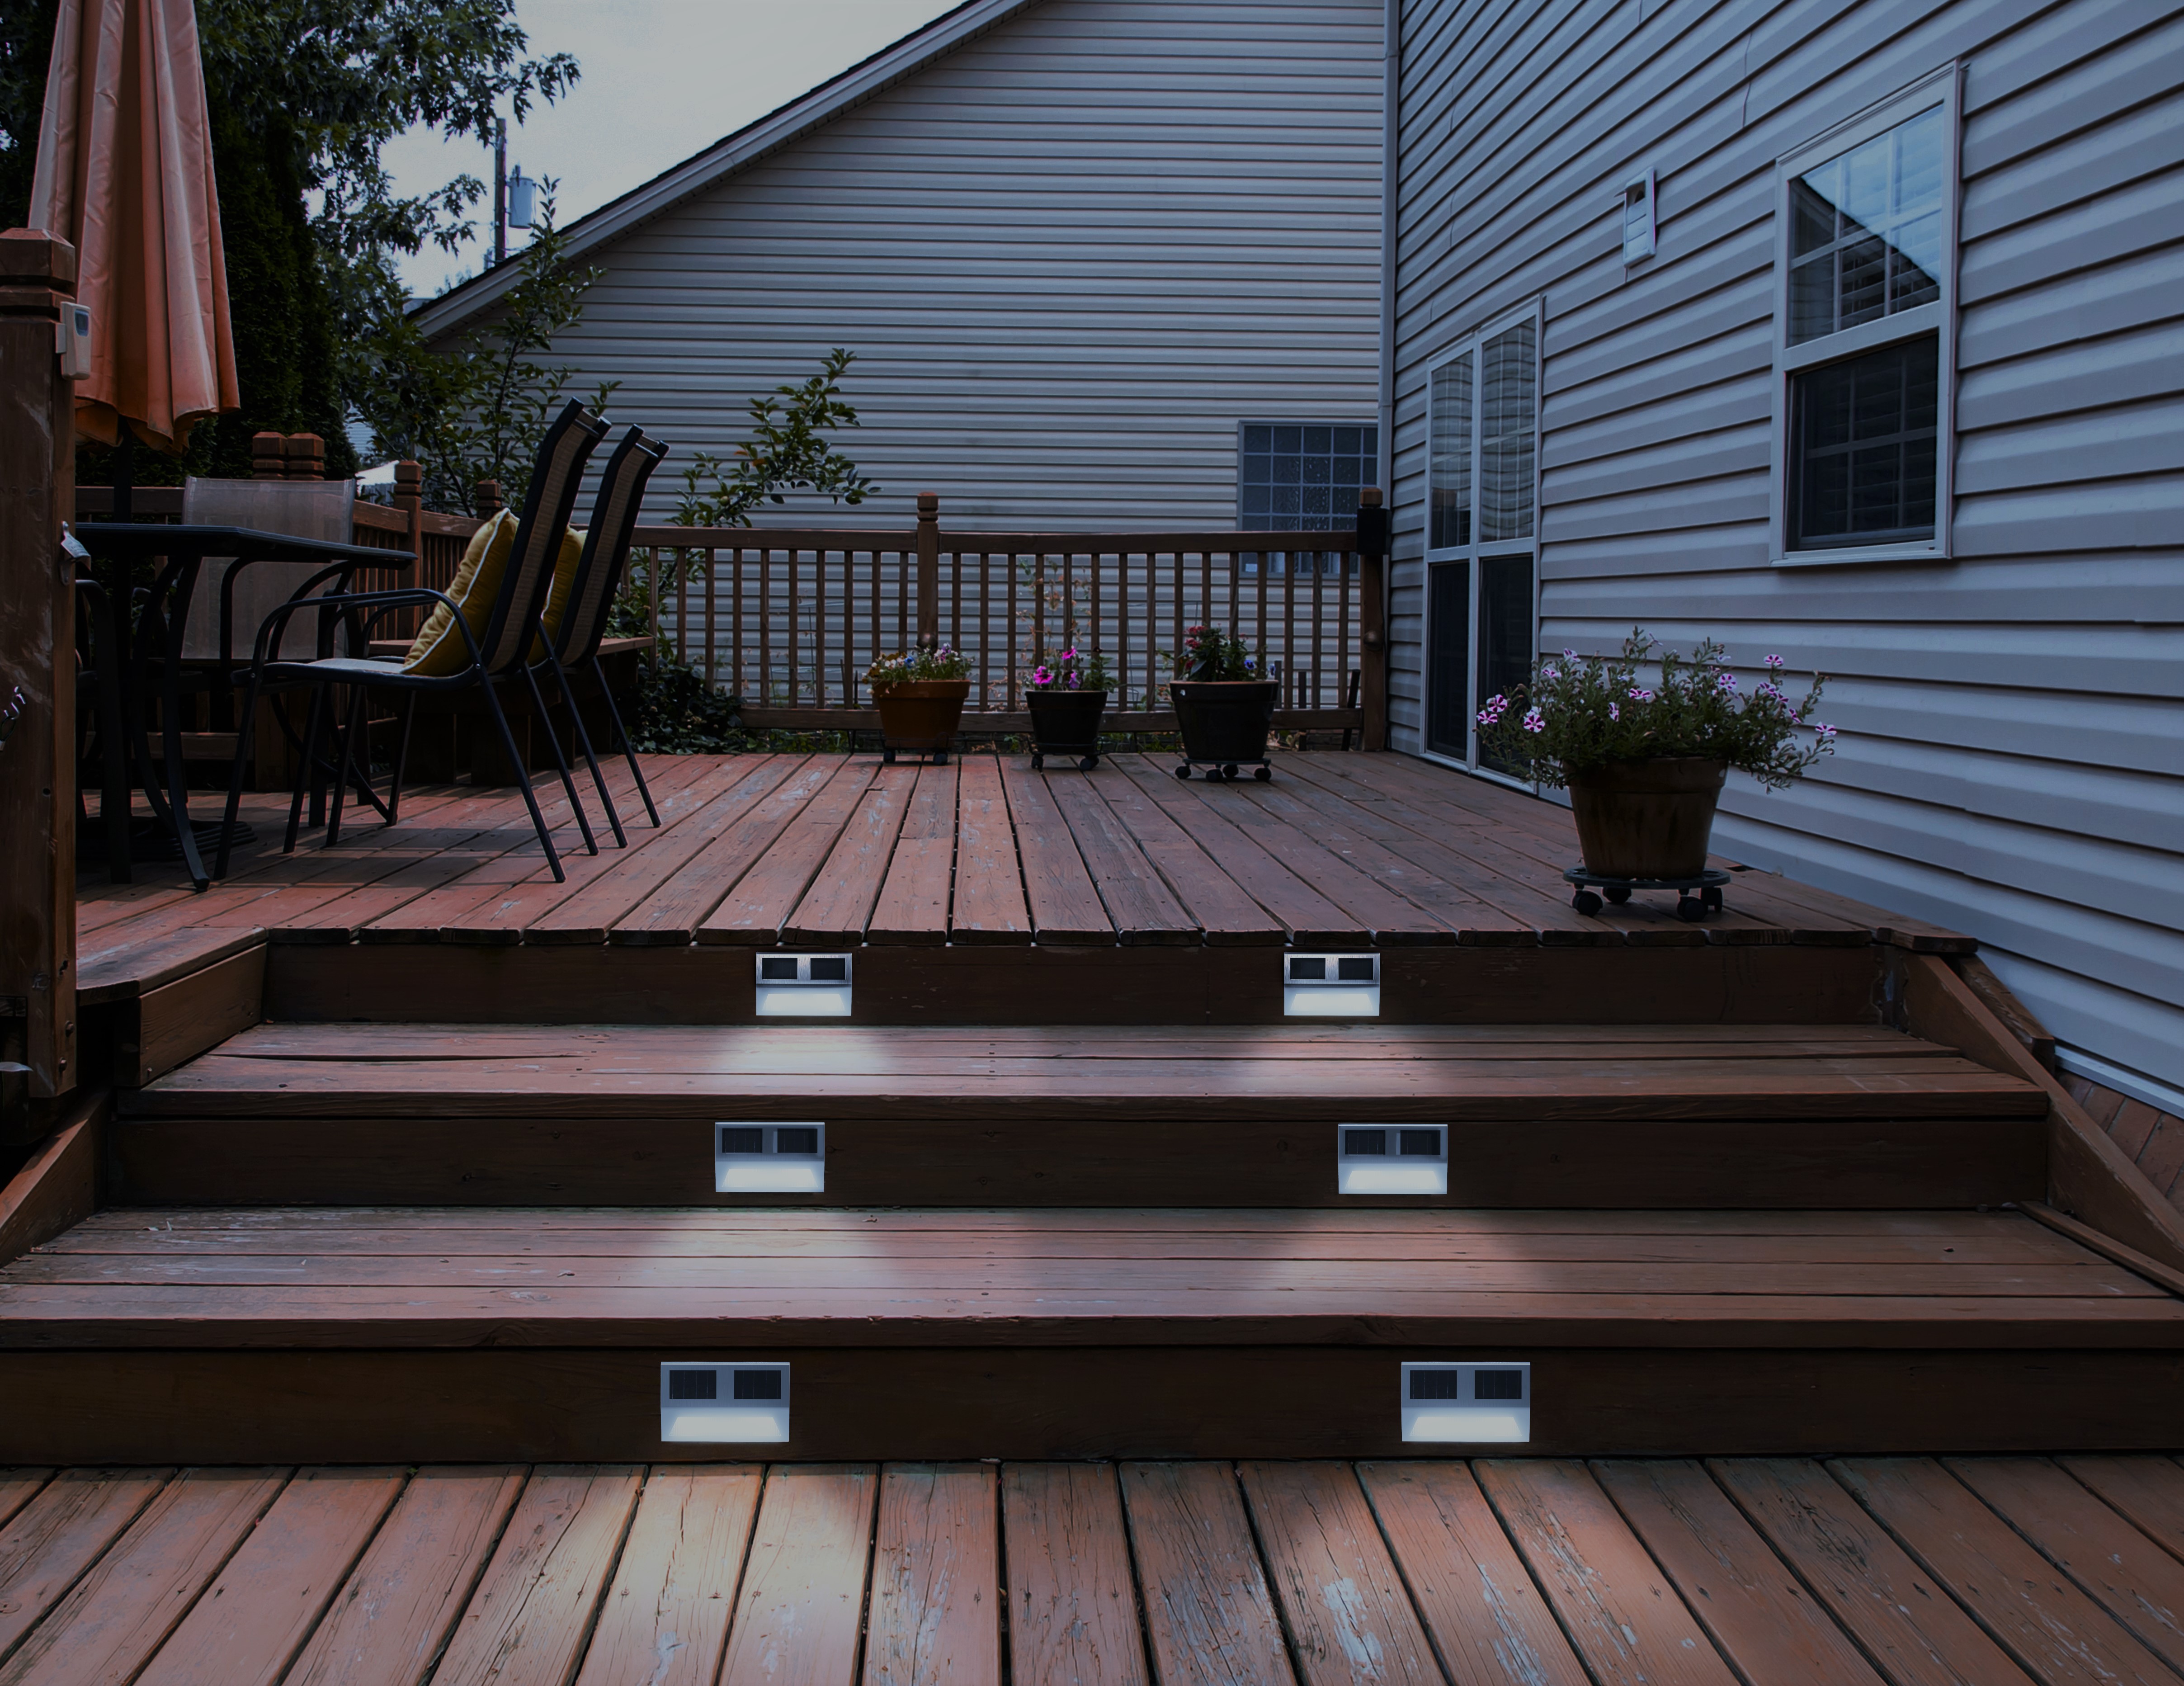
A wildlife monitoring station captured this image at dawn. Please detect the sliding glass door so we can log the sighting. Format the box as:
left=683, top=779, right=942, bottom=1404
left=1423, top=306, right=1540, bottom=775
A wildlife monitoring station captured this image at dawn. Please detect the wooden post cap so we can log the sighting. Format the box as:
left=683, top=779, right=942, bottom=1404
left=916, top=492, right=939, bottom=518
left=284, top=433, right=325, bottom=480
left=0, top=228, right=78, bottom=289
left=393, top=460, right=421, bottom=487
left=251, top=431, right=288, bottom=479
left=474, top=479, right=505, bottom=515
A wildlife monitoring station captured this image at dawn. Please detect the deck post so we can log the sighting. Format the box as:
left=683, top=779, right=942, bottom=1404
left=915, top=491, right=940, bottom=650
left=1356, top=487, right=1389, bottom=751
left=0, top=230, right=80, bottom=1110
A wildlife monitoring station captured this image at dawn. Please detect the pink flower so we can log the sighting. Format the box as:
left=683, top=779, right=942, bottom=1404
left=1764, top=653, right=1785, bottom=671
left=1541, top=665, right=1561, bottom=682
left=1717, top=672, right=1738, bottom=692
left=1608, top=701, right=1619, bottom=721
left=1522, top=707, right=1546, bottom=733
left=1815, top=723, right=1838, bottom=740
left=1627, top=685, right=1653, bottom=702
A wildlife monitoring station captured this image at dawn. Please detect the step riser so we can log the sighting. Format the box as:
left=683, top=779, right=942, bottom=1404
left=109, top=1116, right=2047, bottom=1208
left=266, top=942, right=1887, bottom=1027
left=5, top=1347, right=2176, bottom=1462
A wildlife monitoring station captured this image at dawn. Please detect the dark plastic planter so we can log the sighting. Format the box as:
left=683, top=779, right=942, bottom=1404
left=1170, top=680, right=1278, bottom=781
left=1027, top=689, right=1107, bottom=770
left=1565, top=756, right=1727, bottom=878
left=873, top=679, right=970, bottom=763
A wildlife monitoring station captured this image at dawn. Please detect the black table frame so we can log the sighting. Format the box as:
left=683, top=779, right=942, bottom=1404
left=72, top=522, right=415, bottom=890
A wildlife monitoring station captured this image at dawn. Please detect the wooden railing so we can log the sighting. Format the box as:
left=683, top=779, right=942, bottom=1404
left=632, top=492, right=1388, bottom=741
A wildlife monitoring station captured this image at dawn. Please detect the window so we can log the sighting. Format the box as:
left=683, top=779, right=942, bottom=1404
left=1773, top=71, right=1958, bottom=563
left=1239, top=422, right=1379, bottom=575
left=1423, top=306, right=1539, bottom=772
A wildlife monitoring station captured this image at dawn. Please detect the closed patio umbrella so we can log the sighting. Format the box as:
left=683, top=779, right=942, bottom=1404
left=29, top=0, right=239, bottom=459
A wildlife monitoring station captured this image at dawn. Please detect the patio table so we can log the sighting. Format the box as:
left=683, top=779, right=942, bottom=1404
left=72, top=522, right=415, bottom=889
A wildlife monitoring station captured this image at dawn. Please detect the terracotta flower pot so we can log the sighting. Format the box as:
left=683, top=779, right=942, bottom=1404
left=873, top=679, right=970, bottom=760
left=1170, top=680, right=1278, bottom=774
left=1565, top=757, right=1727, bottom=879
left=1027, top=689, right=1107, bottom=770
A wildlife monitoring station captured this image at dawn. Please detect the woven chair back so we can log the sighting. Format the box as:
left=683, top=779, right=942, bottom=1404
left=558, top=426, right=669, bottom=666
left=475, top=400, right=609, bottom=674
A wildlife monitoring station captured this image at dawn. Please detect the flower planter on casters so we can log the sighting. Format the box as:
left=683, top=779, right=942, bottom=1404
left=1566, top=757, right=1727, bottom=878
left=1027, top=690, right=1107, bottom=770
left=873, top=680, right=970, bottom=764
left=1170, top=680, right=1278, bottom=781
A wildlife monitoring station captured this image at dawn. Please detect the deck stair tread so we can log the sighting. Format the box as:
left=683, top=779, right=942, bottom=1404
left=118, top=1021, right=2046, bottom=1120
left=5, top=1206, right=2176, bottom=1351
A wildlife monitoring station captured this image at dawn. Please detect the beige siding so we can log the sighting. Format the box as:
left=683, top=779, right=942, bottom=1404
left=1388, top=0, right=2184, bottom=1086
left=426, top=0, right=1384, bottom=531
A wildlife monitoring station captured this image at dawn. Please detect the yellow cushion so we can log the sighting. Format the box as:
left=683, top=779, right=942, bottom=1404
left=401, top=515, right=583, bottom=675
left=533, top=526, right=586, bottom=661
left=404, top=510, right=515, bottom=675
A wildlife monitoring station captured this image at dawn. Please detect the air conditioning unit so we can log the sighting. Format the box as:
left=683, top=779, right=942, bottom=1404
left=716, top=1122, right=826, bottom=1193
left=660, top=1361, right=791, bottom=1442
left=1284, top=952, right=1379, bottom=1017
left=1338, top=1124, right=1448, bottom=1195
left=755, top=952, right=851, bottom=1017
left=1401, top=1361, right=1530, bottom=1443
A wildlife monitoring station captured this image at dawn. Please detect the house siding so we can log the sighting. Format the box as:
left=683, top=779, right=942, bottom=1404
left=1387, top=0, right=2184, bottom=1086
left=426, top=0, right=1385, bottom=531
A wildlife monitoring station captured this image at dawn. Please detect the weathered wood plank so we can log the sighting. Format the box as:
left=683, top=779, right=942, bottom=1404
left=612, top=755, right=838, bottom=945
left=133, top=1467, right=406, bottom=1686
left=948, top=757, right=1031, bottom=945
left=1832, top=1457, right=2175, bottom=1684
left=1236, top=1461, right=1440, bottom=1686
left=786, top=764, right=917, bottom=946
left=717, top=1464, right=878, bottom=1686
left=1475, top=1459, right=1738, bottom=1686
left=1710, top=1458, right=2038, bottom=1686
left=0, top=1468, right=174, bottom=1662
left=698, top=761, right=878, bottom=946
left=1119, top=1461, right=1297, bottom=1686
left=0, top=1468, right=286, bottom=1686
left=1042, top=774, right=1198, bottom=946
left=1002, top=1463, right=1150, bottom=1686
left=1590, top=1459, right=1883, bottom=1686
left=868, top=765, right=960, bottom=945
left=1087, top=766, right=1283, bottom=945
left=995, top=759, right=1114, bottom=945
left=1356, top=1460, right=1589, bottom=1686
left=863, top=1463, right=1002, bottom=1686
left=574, top=1465, right=762, bottom=1686
left=2057, top=1455, right=2184, bottom=1565
left=283, top=1465, right=527, bottom=1686
left=431, top=1465, right=643, bottom=1686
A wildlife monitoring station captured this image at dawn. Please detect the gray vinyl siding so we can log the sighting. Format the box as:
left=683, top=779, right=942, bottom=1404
left=427, top=0, right=1384, bottom=531
left=1388, top=0, right=2184, bottom=1087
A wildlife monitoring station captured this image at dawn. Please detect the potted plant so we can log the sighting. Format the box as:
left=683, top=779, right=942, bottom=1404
left=1167, top=623, right=1278, bottom=781
left=866, top=644, right=973, bottom=763
left=1025, top=646, right=1111, bottom=770
left=1478, top=631, right=1836, bottom=881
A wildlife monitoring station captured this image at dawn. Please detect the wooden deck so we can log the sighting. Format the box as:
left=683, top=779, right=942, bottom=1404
left=2, top=1455, right=2183, bottom=1685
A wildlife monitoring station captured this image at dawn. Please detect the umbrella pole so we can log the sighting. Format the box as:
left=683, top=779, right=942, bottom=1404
left=113, top=427, right=133, bottom=522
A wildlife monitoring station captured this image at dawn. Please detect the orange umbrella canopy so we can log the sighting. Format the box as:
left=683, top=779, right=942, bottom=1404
left=28, top=0, right=239, bottom=455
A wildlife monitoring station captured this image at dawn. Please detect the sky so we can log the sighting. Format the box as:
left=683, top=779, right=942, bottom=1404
left=379, top=0, right=962, bottom=301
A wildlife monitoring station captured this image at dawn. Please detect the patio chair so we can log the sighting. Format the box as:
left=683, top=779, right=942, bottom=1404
left=217, top=400, right=611, bottom=883
left=524, top=424, right=672, bottom=839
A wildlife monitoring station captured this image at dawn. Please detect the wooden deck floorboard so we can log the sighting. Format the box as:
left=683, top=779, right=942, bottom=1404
left=0, top=1457, right=2176, bottom=1686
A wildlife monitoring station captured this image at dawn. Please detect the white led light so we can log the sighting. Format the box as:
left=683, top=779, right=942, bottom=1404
left=753, top=954, right=852, bottom=1017
left=1284, top=953, right=1380, bottom=1018
left=1338, top=1124, right=1448, bottom=1196
left=660, top=1362, right=790, bottom=1443
left=716, top=1123, right=826, bottom=1194
left=1401, top=1361, right=1530, bottom=1444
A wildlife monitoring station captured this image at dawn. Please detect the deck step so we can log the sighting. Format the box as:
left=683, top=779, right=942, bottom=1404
left=108, top=1021, right=2050, bottom=1208
left=0, top=1206, right=2176, bottom=1462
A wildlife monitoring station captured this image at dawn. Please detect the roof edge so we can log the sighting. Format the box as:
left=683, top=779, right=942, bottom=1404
left=410, top=0, right=1044, bottom=340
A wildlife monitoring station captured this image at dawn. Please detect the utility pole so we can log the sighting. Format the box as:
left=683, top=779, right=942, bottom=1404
left=492, top=117, right=508, bottom=268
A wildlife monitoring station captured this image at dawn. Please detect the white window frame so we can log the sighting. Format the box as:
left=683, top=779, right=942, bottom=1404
left=1769, top=66, right=1962, bottom=568
left=1420, top=299, right=1543, bottom=782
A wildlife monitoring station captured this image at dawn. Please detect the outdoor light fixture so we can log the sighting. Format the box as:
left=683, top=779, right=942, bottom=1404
left=715, top=1122, right=826, bottom=1193
left=1338, top=1124, right=1448, bottom=1195
left=660, top=1361, right=790, bottom=1443
left=1621, top=168, right=1657, bottom=263
left=1401, top=1361, right=1531, bottom=1443
left=1284, top=953, right=1380, bottom=1016
left=754, top=953, right=852, bottom=1016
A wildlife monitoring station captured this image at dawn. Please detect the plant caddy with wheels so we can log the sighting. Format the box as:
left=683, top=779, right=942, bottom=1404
left=1025, top=646, right=1111, bottom=770
left=1166, top=623, right=1277, bottom=782
left=866, top=644, right=973, bottom=764
left=1478, top=631, right=1837, bottom=922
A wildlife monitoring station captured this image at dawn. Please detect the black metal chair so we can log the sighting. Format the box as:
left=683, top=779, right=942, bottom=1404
left=218, top=400, right=610, bottom=882
left=527, top=424, right=671, bottom=840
